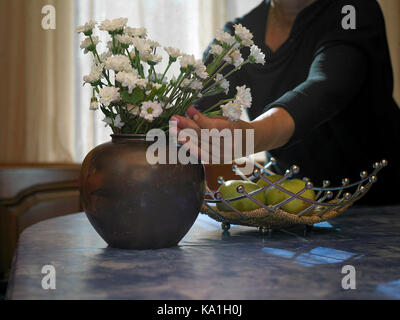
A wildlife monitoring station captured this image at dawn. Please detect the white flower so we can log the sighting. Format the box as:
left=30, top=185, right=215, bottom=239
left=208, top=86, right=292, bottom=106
left=215, top=29, right=235, bottom=46
left=224, top=49, right=243, bottom=68
left=140, top=53, right=162, bottom=64
left=127, top=104, right=140, bottom=115
left=151, top=82, right=163, bottom=90
left=114, top=115, right=125, bottom=129
left=165, top=46, right=182, bottom=59
left=221, top=101, right=242, bottom=122
left=90, top=98, right=99, bottom=110
left=140, top=101, right=163, bottom=122
left=76, top=20, right=96, bottom=34
left=102, top=115, right=124, bottom=128
left=189, top=79, right=203, bottom=91
left=98, top=86, right=120, bottom=107
left=180, top=54, right=196, bottom=69
left=99, top=18, right=128, bottom=32
left=80, top=36, right=99, bottom=54
left=83, top=64, right=104, bottom=84
left=234, top=24, right=254, bottom=47
left=132, top=37, right=152, bottom=54
left=103, top=117, right=113, bottom=127
left=116, top=71, right=139, bottom=93
left=104, top=55, right=132, bottom=72
left=215, top=73, right=229, bottom=94
left=235, top=85, right=252, bottom=108
left=194, top=60, right=208, bottom=79
left=115, top=34, right=133, bottom=45
left=210, top=44, right=223, bottom=55
left=180, top=78, right=191, bottom=88
left=96, top=51, right=112, bottom=64
left=249, top=45, right=265, bottom=65
left=147, top=40, right=160, bottom=48
left=125, top=27, right=147, bottom=38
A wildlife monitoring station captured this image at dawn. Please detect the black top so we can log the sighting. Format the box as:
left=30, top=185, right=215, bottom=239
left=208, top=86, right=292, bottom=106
left=198, top=0, right=400, bottom=205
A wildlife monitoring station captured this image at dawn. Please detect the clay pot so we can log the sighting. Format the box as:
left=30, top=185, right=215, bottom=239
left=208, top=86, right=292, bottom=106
left=80, top=134, right=205, bottom=249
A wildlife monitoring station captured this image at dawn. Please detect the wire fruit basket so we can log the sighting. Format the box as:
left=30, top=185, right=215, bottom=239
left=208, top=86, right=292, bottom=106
left=201, top=157, right=388, bottom=232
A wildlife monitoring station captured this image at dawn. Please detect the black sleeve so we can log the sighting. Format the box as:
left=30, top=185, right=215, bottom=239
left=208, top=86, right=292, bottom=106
left=265, top=44, right=367, bottom=146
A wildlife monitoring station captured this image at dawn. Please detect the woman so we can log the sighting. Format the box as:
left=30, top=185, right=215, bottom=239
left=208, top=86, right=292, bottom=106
left=171, top=0, right=400, bottom=205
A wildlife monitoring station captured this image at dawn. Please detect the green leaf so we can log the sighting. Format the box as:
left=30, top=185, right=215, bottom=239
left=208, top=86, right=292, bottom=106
left=120, top=87, right=145, bottom=105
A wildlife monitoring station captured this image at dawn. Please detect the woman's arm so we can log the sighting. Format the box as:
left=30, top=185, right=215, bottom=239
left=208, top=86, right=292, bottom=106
left=172, top=44, right=367, bottom=160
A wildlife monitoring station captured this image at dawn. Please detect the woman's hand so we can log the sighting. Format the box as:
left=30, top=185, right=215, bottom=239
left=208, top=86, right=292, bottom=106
left=170, top=106, right=254, bottom=164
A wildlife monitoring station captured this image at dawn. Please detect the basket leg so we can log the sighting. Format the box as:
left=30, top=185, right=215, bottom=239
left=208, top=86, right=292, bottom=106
left=259, top=227, right=273, bottom=235
left=221, top=222, right=231, bottom=231
left=304, top=224, right=313, bottom=236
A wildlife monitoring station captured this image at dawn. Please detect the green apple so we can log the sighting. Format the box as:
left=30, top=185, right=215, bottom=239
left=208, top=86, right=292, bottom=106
left=265, top=178, right=316, bottom=214
left=256, top=174, right=283, bottom=188
left=216, top=180, right=266, bottom=212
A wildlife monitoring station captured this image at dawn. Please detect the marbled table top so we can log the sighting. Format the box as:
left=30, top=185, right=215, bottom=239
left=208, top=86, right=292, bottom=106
left=6, top=205, right=400, bottom=300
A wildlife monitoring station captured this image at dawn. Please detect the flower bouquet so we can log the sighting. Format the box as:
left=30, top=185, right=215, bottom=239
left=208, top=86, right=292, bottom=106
left=77, top=17, right=265, bottom=134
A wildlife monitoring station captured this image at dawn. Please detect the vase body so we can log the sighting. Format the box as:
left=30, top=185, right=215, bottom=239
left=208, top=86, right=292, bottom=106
left=80, top=134, right=205, bottom=249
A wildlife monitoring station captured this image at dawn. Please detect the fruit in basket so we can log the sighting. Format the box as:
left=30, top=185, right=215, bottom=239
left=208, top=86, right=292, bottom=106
left=265, top=178, right=316, bottom=214
left=256, top=174, right=283, bottom=188
left=216, top=180, right=266, bottom=212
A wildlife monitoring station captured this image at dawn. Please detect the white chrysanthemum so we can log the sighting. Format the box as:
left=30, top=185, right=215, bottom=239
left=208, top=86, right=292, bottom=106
left=140, top=101, right=163, bottom=122
left=215, top=29, right=235, bottom=46
left=115, top=34, right=133, bottom=45
left=234, top=24, right=254, bottom=47
left=124, top=27, right=147, bottom=38
left=83, top=64, right=104, bottom=84
left=89, top=98, right=99, bottom=110
left=99, top=18, right=128, bottom=32
left=189, top=79, right=203, bottom=91
left=210, top=44, right=224, bottom=55
left=96, top=51, right=112, bottom=64
left=115, top=71, right=140, bottom=93
left=180, top=54, right=196, bottom=69
left=224, top=49, right=244, bottom=68
left=140, top=53, right=162, bottom=64
left=151, top=82, right=163, bottom=90
left=104, top=55, right=132, bottom=72
left=249, top=45, right=266, bottom=65
left=194, top=60, right=208, bottom=79
left=114, top=114, right=125, bottom=129
left=235, top=85, right=252, bottom=108
left=127, top=104, right=140, bottom=115
left=132, top=37, right=152, bottom=54
left=98, top=86, right=120, bottom=107
left=147, top=40, right=160, bottom=48
left=180, top=78, right=191, bottom=88
left=80, top=36, right=99, bottom=54
left=165, top=46, right=182, bottom=59
left=221, top=101, right=242, bottom=122
left=215, top=73, right=229, bottom=94
left=76, top=20, right=96, bottom=34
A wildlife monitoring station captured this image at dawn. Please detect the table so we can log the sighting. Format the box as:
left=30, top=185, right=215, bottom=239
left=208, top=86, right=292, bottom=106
left=6, top=205, right=400, bottom=299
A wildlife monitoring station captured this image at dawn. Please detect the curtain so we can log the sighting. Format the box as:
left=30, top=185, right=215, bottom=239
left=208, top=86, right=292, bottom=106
left=0, top=0, right=75, bottom=163
left=378, top=0, right=400, bottom=106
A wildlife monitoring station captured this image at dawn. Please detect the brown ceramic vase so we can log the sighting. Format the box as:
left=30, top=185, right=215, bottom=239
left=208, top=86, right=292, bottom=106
left=80, top=134, right=205, bottom=249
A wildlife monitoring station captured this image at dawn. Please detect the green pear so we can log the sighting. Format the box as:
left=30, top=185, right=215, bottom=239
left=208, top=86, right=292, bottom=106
left=216, top=180, right=266, bottom=212
left=265, top=178, right=316, bottom=214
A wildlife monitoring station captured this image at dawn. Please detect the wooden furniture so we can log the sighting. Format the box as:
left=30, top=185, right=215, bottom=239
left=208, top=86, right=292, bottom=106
left=0, top=164, right=82, bottom=280
left=6, top=205, right=400, bottom=299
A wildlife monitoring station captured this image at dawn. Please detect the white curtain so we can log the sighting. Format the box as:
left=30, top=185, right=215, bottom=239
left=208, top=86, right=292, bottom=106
left=74, top=0, right=262, bottom=162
